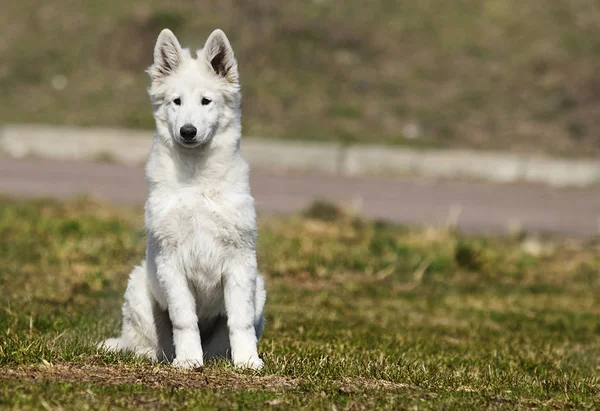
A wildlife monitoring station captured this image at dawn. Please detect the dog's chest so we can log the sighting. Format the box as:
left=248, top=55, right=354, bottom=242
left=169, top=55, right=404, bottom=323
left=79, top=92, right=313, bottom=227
left=147, top=185, right=256, bottom=275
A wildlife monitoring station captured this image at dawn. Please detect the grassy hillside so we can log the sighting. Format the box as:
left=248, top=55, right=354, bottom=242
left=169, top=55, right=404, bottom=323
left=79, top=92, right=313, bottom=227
left=1, top=197, right=599, bottom=408
left=2, top=1, right=600, bottom=156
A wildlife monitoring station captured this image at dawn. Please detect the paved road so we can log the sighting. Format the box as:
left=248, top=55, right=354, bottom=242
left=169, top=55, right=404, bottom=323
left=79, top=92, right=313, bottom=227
left=1, top=156, right=598, bottom=237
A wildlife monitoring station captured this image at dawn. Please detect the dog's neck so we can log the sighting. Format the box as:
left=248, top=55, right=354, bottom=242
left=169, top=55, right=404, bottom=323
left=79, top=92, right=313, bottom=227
left=146, top=126, right=248, bottom=189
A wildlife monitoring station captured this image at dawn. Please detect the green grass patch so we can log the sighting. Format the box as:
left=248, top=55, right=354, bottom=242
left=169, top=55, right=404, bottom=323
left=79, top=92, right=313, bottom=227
left=0, top=197, right=599, bottom=409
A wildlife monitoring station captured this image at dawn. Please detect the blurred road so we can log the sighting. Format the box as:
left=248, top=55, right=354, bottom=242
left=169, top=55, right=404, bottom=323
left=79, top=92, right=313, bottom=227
left=1, top=156, right=598, bottom=237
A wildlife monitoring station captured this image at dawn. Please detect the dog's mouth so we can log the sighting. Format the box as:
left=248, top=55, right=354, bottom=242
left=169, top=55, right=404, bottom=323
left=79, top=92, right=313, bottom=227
left=177, top=136, right=212, bottom=149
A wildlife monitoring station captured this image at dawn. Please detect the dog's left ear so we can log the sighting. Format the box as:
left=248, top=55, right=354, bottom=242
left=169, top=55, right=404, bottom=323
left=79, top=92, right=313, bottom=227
left=203, top=29, right=238, bottom=84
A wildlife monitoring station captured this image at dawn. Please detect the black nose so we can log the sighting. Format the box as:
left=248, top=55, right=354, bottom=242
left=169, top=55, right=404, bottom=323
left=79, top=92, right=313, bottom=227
left=180, top=124, right=197, bottom=140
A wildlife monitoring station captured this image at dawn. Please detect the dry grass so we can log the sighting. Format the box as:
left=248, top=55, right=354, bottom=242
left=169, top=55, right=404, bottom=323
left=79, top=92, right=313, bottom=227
left=2, top=364, right=299, bottom=391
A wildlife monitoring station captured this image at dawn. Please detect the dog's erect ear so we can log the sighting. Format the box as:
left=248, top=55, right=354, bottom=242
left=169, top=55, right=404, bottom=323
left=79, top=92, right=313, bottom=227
left=203, top=29, right=238, bottom=84
left=149, top=29, right=182, bottom=80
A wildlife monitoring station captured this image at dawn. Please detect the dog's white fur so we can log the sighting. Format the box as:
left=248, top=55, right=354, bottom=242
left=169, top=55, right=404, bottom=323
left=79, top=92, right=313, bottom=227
left=100, top=29, right=266, bottom=370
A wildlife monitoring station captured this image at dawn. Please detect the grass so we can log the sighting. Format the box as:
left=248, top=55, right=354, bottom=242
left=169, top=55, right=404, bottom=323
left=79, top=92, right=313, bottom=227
left=2, top=1, right=600, bottom=157
left=1, top=196, right=600, bottom=409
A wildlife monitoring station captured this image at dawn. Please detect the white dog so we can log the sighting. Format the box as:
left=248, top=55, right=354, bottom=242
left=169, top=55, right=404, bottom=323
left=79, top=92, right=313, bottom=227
left=101, top=29, right=266, bottom=370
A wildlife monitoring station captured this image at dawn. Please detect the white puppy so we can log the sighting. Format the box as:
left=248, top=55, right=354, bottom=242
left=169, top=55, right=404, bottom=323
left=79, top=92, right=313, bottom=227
left=101, top=28, right=266, bottom=370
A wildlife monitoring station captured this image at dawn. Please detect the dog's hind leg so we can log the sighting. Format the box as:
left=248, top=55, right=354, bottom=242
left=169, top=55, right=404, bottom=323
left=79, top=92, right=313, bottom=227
left=100, top=261, right=164, bottom=361
left=254, top=274, right=267, bottom=340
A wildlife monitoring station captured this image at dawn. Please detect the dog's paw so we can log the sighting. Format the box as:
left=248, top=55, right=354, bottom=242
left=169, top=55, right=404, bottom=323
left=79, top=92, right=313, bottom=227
left=234, top=354, right=264, bottom=370
left=172, top=357, right=204, bottom=370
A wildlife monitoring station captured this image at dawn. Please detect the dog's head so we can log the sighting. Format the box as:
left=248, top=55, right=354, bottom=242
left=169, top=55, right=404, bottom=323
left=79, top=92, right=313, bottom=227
left=147, top=29, right=241, bottom=149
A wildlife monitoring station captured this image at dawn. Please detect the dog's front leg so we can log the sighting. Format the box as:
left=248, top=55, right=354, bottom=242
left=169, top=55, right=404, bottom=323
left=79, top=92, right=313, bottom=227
left=223, top=256, right=263, bottom=370
left=156, top=255, right=204, bottom=369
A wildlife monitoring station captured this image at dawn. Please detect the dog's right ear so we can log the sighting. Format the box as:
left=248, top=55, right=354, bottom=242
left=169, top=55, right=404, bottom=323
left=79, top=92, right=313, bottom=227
left=148, top=29, right=183, bottom=81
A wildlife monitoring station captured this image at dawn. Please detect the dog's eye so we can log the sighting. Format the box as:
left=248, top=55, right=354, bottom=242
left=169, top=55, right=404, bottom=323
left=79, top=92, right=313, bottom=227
left=173, top=98, right=181, bottom=106
left=201, top=97, right=212, bottom=106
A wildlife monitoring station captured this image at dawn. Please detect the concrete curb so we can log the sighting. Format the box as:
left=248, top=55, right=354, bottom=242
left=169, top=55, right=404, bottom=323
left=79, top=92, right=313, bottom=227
left=0, top=125, right=151, bottom=165
left=1, top=124, right=599, bottom=187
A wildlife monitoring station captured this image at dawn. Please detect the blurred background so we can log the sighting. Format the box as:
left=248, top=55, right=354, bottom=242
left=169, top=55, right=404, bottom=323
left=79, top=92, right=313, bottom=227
left=2, top=0, right=600, bottom=157
left=1, top=0, right=599, bottom=237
